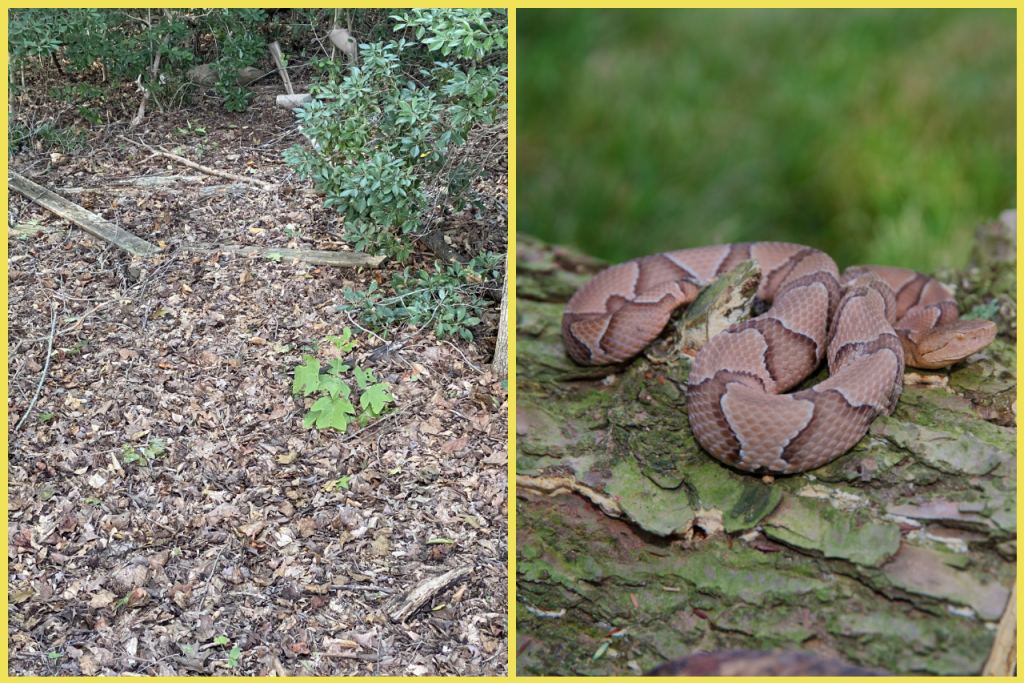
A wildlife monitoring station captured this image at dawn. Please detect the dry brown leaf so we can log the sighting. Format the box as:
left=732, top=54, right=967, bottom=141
left=420, top=416, right=442, bottom=435
left=441, top=437, right=470, bottom=454
left=297, top=517, right=316, bottom=538
left=276, top=451, right=298, bottom=464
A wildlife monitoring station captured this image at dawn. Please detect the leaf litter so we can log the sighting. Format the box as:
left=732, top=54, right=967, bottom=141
left=8, top=85, right=508, bottom=676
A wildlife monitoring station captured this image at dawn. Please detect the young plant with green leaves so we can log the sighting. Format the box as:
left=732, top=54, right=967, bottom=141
left=120, top=439, right=166, bottom=467
left=291, top=329, right=395, bottom=433
left=213, top=636, right=241, bottom=668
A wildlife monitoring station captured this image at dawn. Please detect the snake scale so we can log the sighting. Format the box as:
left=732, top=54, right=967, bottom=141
left=561, top=242, right=997, bottom=474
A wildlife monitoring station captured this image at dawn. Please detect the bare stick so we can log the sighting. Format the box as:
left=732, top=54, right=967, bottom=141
left=185, top=244, right=385, bottom=269
left=130, top=9, right=173, bottom=128
left=199, top=543, right=229, bottom=613
left=118, top=135, right=278, bottom=191
left=383, top=564, right=474, bottom=623
left=492, top=260, right=508, bottom=378
left=15, top=304, right=58, bottom=432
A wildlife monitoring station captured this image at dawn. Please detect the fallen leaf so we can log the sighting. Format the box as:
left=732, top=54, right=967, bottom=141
left=441, top=436, right=469, bottom=454
left=126, top=586, right=148, bottom=607
left=420, top=416, right=442, bottom=435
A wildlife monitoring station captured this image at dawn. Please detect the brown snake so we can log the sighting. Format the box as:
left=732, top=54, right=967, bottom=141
left=561, top=242, right=997, bottom=474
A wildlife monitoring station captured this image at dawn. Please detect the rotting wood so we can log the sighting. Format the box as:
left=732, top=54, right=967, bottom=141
left=118, top=134, right=278, bottom=191
left=55, top=182, right=322, bottom=198
left=516, top=222, right=1015, bottom=676
left=184, top=244, right=385, bottom=269
left=383, top=564, right=474, bottom=623
left=9, top=171, right=161, bottom=256
left=982, top=581, right=1017, bottom=676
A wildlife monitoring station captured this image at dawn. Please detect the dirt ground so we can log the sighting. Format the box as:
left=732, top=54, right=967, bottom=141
left=8, top=76, right=508, bottom=675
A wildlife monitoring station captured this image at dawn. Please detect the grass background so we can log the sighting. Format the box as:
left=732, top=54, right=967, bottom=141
left=517, top=9, right=1015, bottom=272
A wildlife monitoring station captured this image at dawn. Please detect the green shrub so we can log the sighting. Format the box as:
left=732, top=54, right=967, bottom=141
left=9, top=9, right=277, bottom=115
left=282, top=9, right=508, bottom=260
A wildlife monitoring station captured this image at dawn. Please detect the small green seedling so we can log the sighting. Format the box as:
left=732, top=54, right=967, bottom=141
left=121, top=439, right=167, bottom=466
left=291, top=329, right=394, bottom=433
left=214, top=636, right=241, bottom=667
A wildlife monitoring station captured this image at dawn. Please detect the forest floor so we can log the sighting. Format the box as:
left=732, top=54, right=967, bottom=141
left=8, top=70, right=508, bottom=676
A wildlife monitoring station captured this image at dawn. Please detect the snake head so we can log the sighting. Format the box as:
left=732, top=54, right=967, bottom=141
left=905, top=318, right=998, bottom=369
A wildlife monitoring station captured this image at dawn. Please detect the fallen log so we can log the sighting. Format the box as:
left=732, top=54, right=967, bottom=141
left=10, top=172, right=384, bottom=269
left=9, top=171, right=161, bottom=256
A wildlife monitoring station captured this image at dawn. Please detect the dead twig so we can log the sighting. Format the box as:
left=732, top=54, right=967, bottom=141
left=442, top=339, right=482, bottom=374
left=14, top=304, right=58, bottom=432
left=118, top=134, right=278, bottom=191
left=199, top=544, right=229, bottom=613
left=383, top=564, right=474, bottom=623
left=339, top=406, right=410, bottom=444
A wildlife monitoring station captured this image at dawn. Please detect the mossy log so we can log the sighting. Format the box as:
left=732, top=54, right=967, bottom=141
left=515, top=218, right=1016, bottom=676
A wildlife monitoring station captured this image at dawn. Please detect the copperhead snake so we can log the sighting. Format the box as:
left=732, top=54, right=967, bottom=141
left=562, top=242, right=997, bottom=474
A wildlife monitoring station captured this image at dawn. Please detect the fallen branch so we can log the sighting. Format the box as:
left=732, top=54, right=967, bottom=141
left=9, top=171, right=161, bottom=256
left=492, top=258, right=508, bottom=378
left=417, top=229, right=465, bottom=266
left=118, top=134, right=278, bottom=191
left=14, top=304, right=58, bottom=432
left=383, top=564, right=474, bottom=623
left=10, top=173, right=378, bottom=269
left=184, top=244, right=386, bottom=268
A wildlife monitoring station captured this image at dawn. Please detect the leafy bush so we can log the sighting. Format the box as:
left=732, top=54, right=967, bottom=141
left=282, top=8, right=508, bottom=260
left=292, top=330, right=395, bottom=433
left=208, top=9, right=268, bottom=112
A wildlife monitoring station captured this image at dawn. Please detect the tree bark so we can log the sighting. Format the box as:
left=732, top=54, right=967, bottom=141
left=515, top=217, right=1017, bottom=676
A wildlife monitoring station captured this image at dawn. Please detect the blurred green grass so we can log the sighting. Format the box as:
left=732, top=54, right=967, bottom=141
left=517, top=9, right=1015, bottom=272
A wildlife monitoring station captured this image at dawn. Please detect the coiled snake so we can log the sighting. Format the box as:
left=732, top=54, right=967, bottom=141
left=561, top=242, right=997, bottom=474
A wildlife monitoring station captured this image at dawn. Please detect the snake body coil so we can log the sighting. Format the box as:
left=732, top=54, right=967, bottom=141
left=562, top=242, right=997, bottom=474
